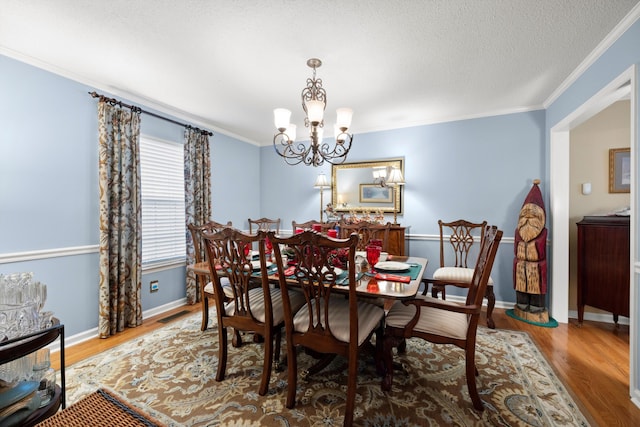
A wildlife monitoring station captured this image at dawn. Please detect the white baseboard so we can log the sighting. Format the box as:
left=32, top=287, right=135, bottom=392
left=430, top=296, right=627, bottom=325
left=48, top=298, right=188, bottom=354
left=567, top=309, right=629, bottom=325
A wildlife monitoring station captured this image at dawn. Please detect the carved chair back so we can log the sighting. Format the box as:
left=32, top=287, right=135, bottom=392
left=339, top=221, right=392, bottom=252
left=248, top=217, right=281, bottom=234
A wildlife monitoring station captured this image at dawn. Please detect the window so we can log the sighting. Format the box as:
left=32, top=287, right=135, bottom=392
left=140, top=136, right=186, bottom=268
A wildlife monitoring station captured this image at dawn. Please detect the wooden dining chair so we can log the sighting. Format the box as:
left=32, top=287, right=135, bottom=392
left=421, top=219, right=497, bottom=328
left=291, top=219, right=337, bottom=233
left=338, top=221, right=392, bottom=252
left=381, top=225, right=502, bottom=411
left=201, top=227, right=305, bottom=396
left=187, top=220, right=233, bottom=331
left=269, top=230, right=385, bottom=427
left=248, top=217, right=281, bottom=234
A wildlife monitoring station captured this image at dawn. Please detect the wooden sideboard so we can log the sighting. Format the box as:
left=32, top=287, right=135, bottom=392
left=576, top=215, right=629, bottom=324
left=337, top=224, right=407, bottom=256
left=386, top=225, right=406, bottom=256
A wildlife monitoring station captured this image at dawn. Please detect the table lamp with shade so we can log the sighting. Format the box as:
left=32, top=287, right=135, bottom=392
left=314, top=172, right=330, bottom=223
left=386, top=167, right=405, bottom=225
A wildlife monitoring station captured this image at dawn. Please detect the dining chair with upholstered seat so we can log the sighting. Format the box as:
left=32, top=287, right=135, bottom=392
left=269, top=230, right=385, bottom=427
left=421, top=219, right=497, bottom=328
left=338, top=221, right=392, bottom=252
left=248, top=217, right=281, bottom=234
left=291, top=219, right=337, bottom=233
left=381, top=225, right=502, bottom=411
left=187, top=220, right=233, bottom=331
left=201, top=227, right=306, bottom=396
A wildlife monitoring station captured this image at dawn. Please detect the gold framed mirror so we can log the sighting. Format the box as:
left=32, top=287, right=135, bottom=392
left=331, top=158, right=404, bottom=213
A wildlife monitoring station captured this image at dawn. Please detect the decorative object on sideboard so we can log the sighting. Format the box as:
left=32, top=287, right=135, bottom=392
left=273, top=58, right=353, bottom=167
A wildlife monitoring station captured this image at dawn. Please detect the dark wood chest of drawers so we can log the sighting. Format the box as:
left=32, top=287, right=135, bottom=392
left=576, top=215, right=629, bottom=324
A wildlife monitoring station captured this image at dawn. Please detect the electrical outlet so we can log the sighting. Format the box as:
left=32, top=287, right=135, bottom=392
left=150, top=280, right=159, bottom=293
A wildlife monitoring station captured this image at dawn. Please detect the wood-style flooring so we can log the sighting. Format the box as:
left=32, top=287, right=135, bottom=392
left=52, top=304, right=640, bottom=427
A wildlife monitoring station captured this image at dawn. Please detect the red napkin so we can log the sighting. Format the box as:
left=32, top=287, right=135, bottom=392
left=374, top=273, right=410, bottom=283
left=276, top=266, right=296, bottom=277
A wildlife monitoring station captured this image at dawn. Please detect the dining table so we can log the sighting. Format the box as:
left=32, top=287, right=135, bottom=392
left=187, top=253, right=429, bottom=374
left=188, top=255, right=428, bottom=302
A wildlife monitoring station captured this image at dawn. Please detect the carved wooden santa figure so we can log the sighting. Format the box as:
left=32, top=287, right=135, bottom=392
left=513, top=179, right=549, bottom=323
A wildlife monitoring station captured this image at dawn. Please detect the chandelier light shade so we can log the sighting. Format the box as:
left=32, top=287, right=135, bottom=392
left=273, top=58, right=354, bottom=167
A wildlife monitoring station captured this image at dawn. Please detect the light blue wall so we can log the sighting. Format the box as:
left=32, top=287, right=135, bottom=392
left=0, top=55, right=258, bottom=336
left=545, top=18, right=640, bottom=399
left=260, top=110, right=546, bottom=303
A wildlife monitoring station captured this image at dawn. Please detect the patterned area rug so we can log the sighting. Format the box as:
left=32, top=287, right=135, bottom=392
left=64, top=313, right=589, bottom=426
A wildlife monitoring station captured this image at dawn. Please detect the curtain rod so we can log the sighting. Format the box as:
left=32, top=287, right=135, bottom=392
left=88, top=91, right=213, bottom=136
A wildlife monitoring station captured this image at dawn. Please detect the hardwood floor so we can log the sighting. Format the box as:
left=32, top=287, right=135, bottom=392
left=52, top=305, right=640, bottom=427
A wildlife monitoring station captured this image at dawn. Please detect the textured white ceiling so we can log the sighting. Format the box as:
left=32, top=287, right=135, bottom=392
left=1, top=1, right=639, bottom=145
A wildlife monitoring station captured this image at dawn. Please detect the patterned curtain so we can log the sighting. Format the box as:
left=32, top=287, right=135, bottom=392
left=184, top=128, right=211, bottom=304
left=97, top=100, right=143, bottom=338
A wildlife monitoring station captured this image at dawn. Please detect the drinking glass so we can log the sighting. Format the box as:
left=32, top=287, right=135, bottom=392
left=366, top=245, right=381, bottom=271
left=370, top=239, right=383, bottom=248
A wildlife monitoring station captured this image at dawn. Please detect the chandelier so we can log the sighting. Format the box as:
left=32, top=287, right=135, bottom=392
left=273, top=58, right=353, bottom=167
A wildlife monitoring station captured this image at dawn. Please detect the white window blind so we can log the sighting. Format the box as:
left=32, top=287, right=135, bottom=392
left=140, top=136, right=186, bottom=267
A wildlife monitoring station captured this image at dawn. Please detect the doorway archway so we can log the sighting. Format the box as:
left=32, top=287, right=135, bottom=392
left=549, top=65, right=636, bottom=394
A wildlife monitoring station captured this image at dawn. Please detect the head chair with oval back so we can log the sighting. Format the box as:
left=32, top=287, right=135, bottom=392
left=382, top=225, right=503, bottom=411
left=421, top=219, right=497, bottom=328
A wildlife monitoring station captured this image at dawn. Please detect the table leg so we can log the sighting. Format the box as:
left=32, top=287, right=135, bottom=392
left=485, top=285, right=495, bottom=329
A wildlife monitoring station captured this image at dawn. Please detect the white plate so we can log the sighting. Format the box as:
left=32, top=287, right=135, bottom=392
left=251, top=260, right=273, bottom=270
left=329, top=267, right=344, bottom=276
left=374, top=261, right=410, bottom=272
left=309, top=266, right=343, bottom=275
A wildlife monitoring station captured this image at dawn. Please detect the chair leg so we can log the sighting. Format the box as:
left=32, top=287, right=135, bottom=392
left=285, top=344, right=297, bottom=409
left=381, top=334, right=401, bottom=391
left=344, top=350, right=358, bottom=427
left=374, top=323, right=385, bottom=375
left=485, top=285, right=496, bottom=329
left=200, top=293, right=209, bottom=332
left=274, top=329, right=283, bottom=372
left=216, top=327, right=228, bottom=382
left=465, top=346, right=483, bottom=411
left=232, top=329, right=243, bottom=347
left=397, top=338, right=407, bottom=354
left=259, top=330, right=272, bottom=396
left=431, top=283, right=446, bottom=300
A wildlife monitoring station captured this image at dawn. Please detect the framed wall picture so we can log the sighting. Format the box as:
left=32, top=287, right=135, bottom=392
left=609, top=148, right=630, bottom=193
left=359, top=184, right=393, bottom=203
